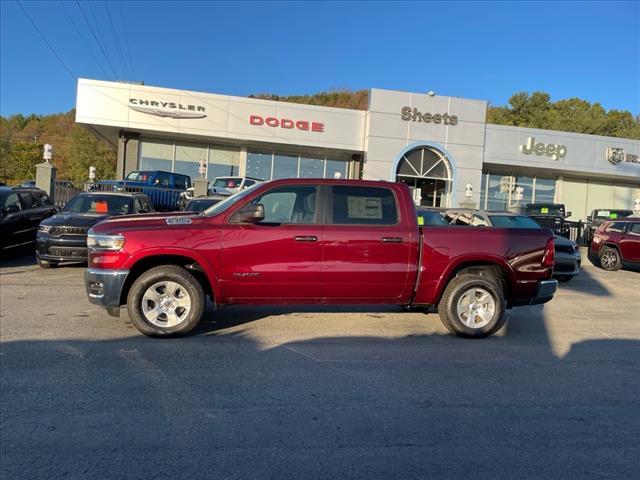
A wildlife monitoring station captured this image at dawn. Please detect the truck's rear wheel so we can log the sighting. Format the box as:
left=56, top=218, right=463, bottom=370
left=437, top=274, right=506, bottom=338
left=126, top=265, right=205, bottom=337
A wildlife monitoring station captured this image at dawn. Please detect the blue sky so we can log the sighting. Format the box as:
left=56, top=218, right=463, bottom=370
left=1, top=0, right=639, bottom=116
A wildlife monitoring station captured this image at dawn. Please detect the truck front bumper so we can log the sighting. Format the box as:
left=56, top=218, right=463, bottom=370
left=531, top=279, right=558, bottom=305
left=85, top=268, right=129, bottom=315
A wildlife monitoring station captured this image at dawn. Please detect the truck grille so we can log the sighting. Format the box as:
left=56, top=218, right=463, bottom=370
left=49, top=226, right=89, bottom=237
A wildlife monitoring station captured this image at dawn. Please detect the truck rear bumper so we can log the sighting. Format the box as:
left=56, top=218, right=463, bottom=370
left=530, top=279, right=558, bottom=305
left=85, top=268, right=129, bottom=314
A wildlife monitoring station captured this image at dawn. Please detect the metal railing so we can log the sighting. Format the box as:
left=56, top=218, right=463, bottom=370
left=529, top=215, right=586, bottom=245
left=51, top=180, right=82, bottom=208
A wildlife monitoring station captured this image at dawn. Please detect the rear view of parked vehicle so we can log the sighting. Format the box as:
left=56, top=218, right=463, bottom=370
left=588, top=219, right=640, bottom=271
left=36, top=192, right=154, bottom=268
left=0, top=186, right=57, bottom=255
left=582, top=209, right=634, bottom=245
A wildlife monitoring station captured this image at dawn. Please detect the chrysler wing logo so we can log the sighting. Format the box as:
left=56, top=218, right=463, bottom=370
left=129, top=98, right=207, bottom=119
left=606, top=147, right=625, bottom=165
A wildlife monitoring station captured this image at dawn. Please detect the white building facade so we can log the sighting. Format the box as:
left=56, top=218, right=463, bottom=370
left=76, top=79, right=640, bottom=221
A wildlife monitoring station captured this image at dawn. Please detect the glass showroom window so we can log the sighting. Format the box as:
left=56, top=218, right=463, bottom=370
left=272, top=153, right=299, bottom=179
left=299, top=155, right=325, bottom=178
left=208, top=146, right=240, bottom=181
left=514, top=176, right=533, bottom=203
left=246, top=151, right=273, bottom=181
left=481, top=174, right=510, bottom=211
left=247, top=150, right=350, bottom=180
left=175, top=141, right=207, bottom=181
left=139, top=138, right=173, bottom=172
left=326, top=159, right=348, bottom=179
left=534, top=177, right=556, bottom=203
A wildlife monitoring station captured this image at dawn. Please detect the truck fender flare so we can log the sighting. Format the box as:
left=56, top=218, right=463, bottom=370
left=434, top=254, right=517, bottom=304
left=124, top=247, right=221, bottom=301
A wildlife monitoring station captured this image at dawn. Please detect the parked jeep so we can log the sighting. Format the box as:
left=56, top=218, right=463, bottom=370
left=525, top=203, right=571, bottom=237
left=112, top=171, right=191, bottom=211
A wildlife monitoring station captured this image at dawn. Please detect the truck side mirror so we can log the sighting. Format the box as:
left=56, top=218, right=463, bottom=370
left=566, top=211, right=572, bottom=218
left=236, top=204, right=265, bottom=223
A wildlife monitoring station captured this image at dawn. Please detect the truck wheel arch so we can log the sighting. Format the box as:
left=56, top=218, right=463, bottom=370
left=435, top=258, right=514, bottom=305
left=119, top=252, right=219, bottom=306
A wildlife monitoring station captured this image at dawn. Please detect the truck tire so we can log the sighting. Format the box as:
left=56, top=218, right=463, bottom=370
left=437, top=274, right=506, bottom=339
left=126, top=265, right=205, bottom=337
left=599, top=246, right=621, bottom=271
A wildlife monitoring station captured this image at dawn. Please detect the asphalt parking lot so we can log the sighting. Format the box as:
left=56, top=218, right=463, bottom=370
left=1, top=249, right=639, bottom=480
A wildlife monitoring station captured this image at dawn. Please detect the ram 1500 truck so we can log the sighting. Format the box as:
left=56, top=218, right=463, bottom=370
left=85, top=179, right=558, bottom=338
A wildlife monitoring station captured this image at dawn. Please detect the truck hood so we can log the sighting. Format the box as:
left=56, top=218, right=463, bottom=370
left=40, top=212, right=112, bottom=228
left=89, top=211, right=203, bottom=234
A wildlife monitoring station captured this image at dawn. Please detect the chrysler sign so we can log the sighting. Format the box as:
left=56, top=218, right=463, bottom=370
left=128, top=98, right=207, bottom=119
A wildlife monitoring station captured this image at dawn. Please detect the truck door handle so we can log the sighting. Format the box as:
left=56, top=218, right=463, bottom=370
left=294, top=235, right=317, bottom=242
left=381, top=237, right=403, bottom=243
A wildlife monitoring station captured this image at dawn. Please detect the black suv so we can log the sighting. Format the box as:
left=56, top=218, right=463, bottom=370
left=525, top=203, right=571, bottom=237
left=0, top=186, right=57, bottom=255
left=36, top=192, right=154, bottom=267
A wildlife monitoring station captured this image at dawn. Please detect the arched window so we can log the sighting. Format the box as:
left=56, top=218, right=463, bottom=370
left=395, top=146, right=452, bottom=207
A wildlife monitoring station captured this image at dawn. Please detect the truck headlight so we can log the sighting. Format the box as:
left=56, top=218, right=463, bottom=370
left=87, top=232, right=125, bottom=251
left=38, top=225, right=52, bottom=233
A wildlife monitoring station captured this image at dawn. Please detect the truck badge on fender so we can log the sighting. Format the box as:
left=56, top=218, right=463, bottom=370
left=165, top=217, right=192, bottom=225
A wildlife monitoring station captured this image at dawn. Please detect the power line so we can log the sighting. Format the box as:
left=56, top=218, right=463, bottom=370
left=104, top=0, right=131, bottom=80
left=74, top=0, right=119, bottom=79
left=117, top=0, right=136, bottom=80
left=16, top=0, right=76, bottom=80
left=59, top=0, right=111, bottom=80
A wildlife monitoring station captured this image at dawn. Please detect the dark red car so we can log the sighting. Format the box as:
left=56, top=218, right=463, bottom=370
left=588, top=218, right=640, bottom=271
left=84, top=179, right=558, bottom=339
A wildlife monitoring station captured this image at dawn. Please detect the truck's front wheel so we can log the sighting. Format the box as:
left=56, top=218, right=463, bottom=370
left=127, top=265, right=205, bottom=337
left=437, top=274, right=506, bottom=338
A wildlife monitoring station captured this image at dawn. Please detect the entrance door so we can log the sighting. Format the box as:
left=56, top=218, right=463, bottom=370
left=220, top=184, right=324, bottom=302
left=395, top=146, right=452, bottom=207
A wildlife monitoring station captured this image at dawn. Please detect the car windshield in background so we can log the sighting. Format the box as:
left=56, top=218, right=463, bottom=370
left=489, top=215, right=541, bottom=229
left=417, top=210, right=448, bottom=226
left=186, top=199, right=222, bottom=213
left=527, top=205, right=564, bottom=216
left=62, top=195, right=134, bottom=215
left=203, top=183, right=261, bottom=216
left=594, top=210, right=633, bottom=220
left=212, top=178, right=242, bottom=188
left=125, top=171, right=151, bottom=181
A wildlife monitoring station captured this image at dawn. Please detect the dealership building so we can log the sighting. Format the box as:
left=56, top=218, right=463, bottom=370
left=76, top=78, right=640, bottom=221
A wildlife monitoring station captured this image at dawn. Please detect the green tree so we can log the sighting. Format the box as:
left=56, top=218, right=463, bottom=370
left=3, top=142, right=42, bottom=182
left=62, top=125, right=116, bottom=182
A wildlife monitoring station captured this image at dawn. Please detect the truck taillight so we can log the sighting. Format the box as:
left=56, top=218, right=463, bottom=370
left=542, top=237, right=555, bottom=268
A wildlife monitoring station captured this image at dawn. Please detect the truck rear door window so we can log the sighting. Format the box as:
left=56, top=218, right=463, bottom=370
left=331, top=186, right=397, bottom=225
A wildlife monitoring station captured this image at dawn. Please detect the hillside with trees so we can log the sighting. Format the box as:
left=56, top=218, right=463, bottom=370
left=0, top=110, right=116, bottom=185
left=1, top=90, right=638, bottom=184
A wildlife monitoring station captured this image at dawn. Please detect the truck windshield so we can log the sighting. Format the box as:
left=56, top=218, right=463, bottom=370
left=594, top=210, right=633, bottom=220
left=526, top=205, right=564, bottom=216
left=62, top=195, right=133, bottom=215
left=212, top=178, right=242, bottom=188
left=202, top=183, right=261, bottom=216
left=125, top=171, right=151, bottom=181
left=489, top=215, right=541, bottom=228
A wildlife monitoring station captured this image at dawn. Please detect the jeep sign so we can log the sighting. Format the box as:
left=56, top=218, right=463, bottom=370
left=520, top=137, right=567, bottom=161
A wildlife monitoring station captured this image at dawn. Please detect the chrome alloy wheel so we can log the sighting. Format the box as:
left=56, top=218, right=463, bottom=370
left=601, top=250, right=617, bottom=268
left=141, top=281, right=192, bottom=328
left=456, top=287, right=496, bottom=329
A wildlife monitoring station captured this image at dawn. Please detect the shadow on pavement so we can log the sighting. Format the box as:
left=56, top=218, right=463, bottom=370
left=2, top=303, right=638, bottom=479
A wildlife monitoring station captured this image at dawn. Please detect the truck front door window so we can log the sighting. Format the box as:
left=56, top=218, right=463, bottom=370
left=250, top=186, right=318, bottom=224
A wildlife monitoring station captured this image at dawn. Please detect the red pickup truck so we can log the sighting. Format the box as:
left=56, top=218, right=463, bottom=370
left=85, top=179, right=557, bottom=338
